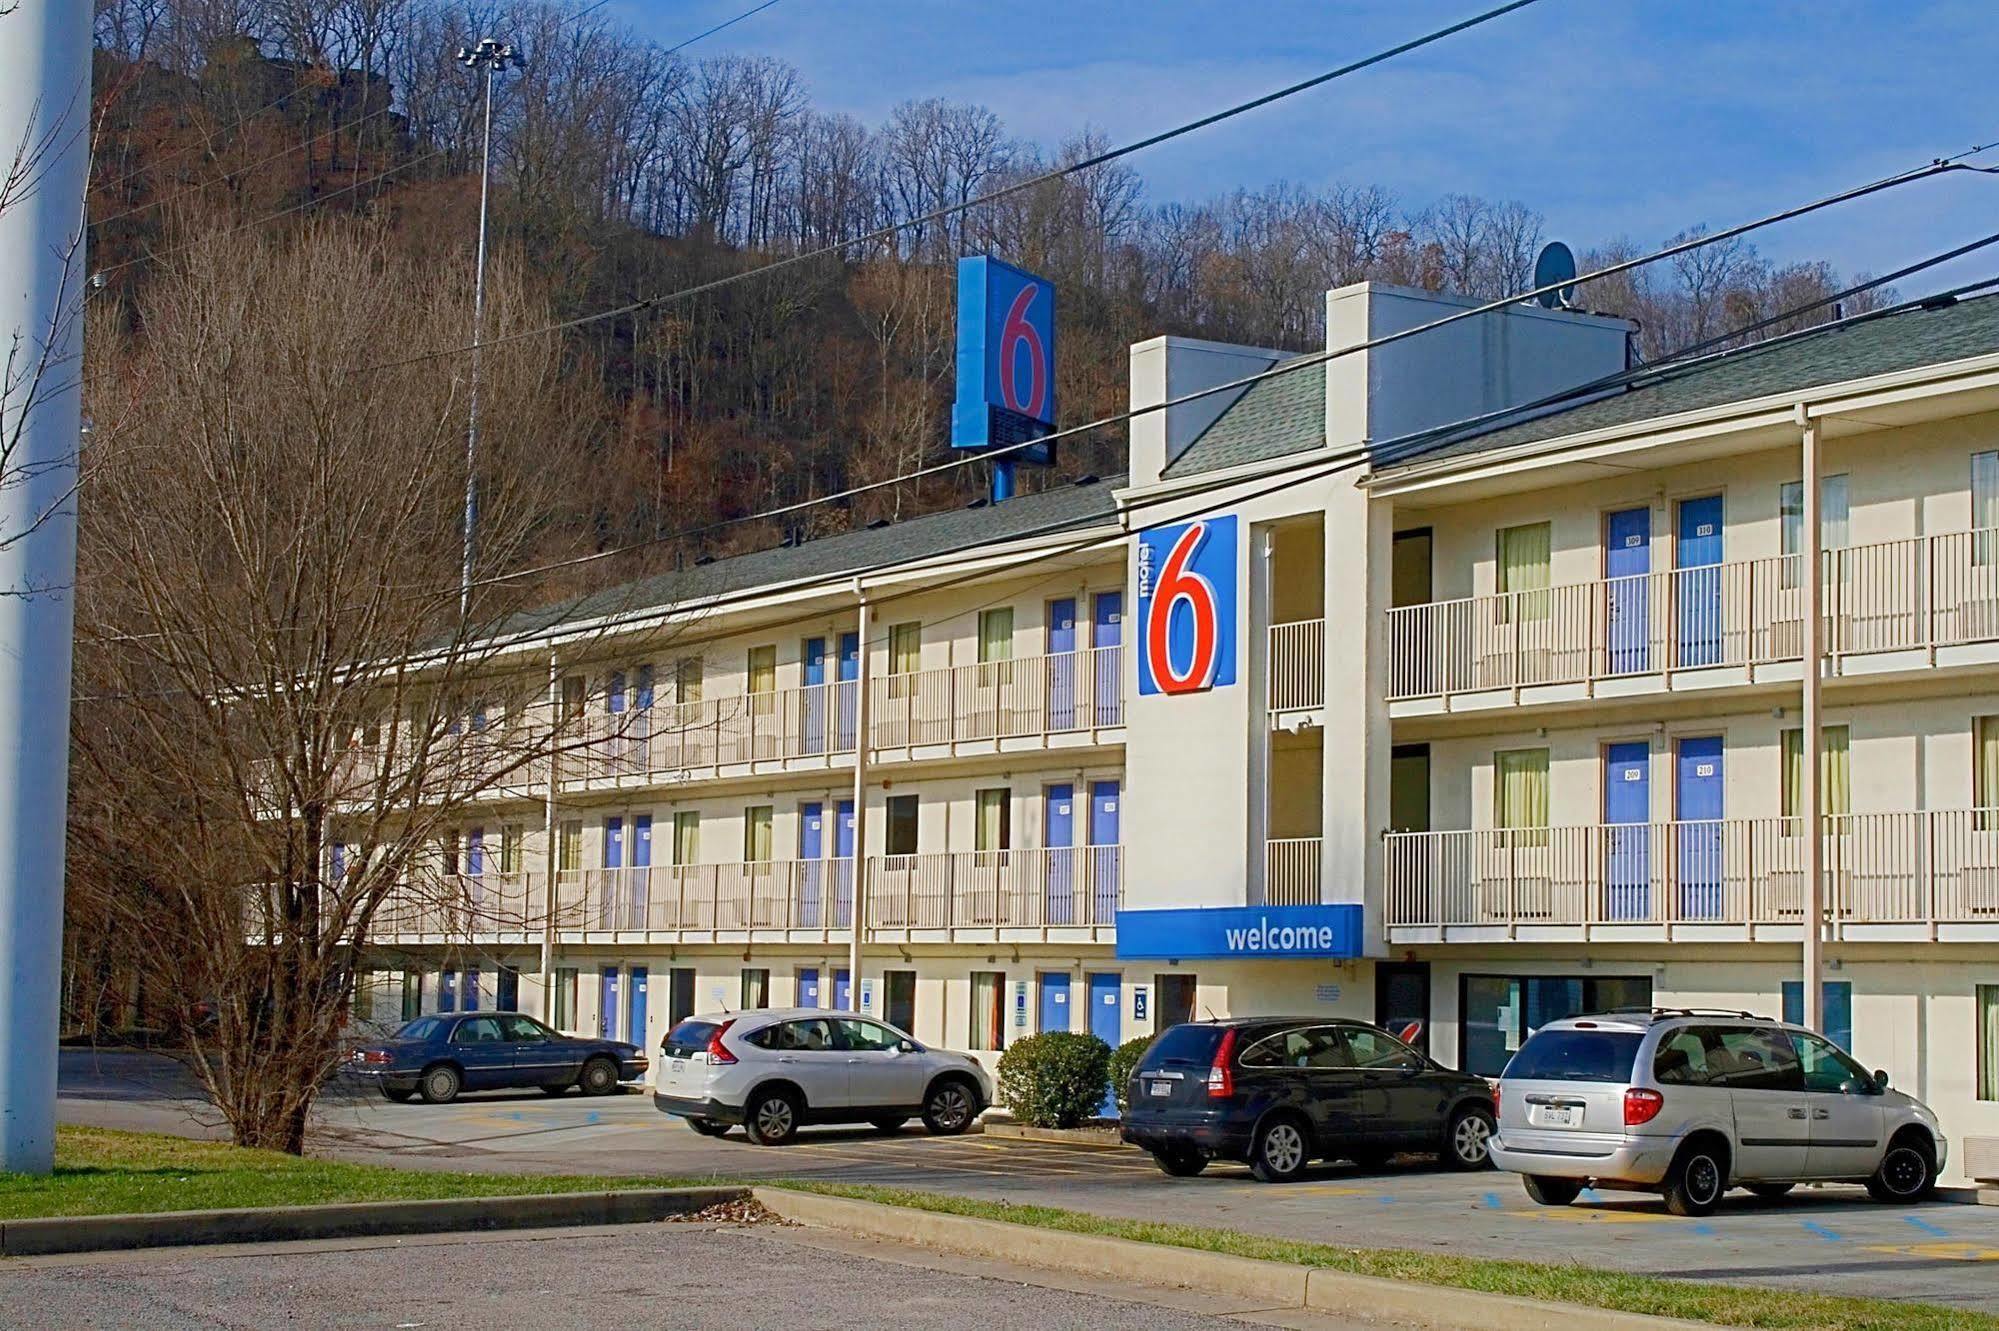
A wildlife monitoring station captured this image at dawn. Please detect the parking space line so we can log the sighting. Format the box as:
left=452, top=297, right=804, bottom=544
left=1862, top=1241, right=1999, bottom=1262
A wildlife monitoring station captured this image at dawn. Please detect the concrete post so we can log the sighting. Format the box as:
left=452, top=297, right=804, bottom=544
left=1800, top=404, right=1825, bottom=1032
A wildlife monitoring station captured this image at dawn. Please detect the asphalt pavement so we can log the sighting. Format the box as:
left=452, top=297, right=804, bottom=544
left=55, top=1049, right=1999, bottom=1311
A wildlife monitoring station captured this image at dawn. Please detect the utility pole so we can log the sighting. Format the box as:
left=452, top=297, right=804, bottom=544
left=0, top=0, right=89, bottom=1175
left=1799, top=402, right=1825, bottom=1033
left=456, top=37, right=518, bottom=617
left=847, top=591, right=872, bottom=1010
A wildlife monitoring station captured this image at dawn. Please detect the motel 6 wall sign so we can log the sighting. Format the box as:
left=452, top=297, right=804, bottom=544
left=1136, top=514, right=1238, bottom=695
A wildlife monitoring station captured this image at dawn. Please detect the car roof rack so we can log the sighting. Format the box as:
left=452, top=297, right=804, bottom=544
left=1592, top=1006, right=1768, bottom=1021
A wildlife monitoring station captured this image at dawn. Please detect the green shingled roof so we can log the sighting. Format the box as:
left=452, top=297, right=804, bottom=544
left=1160, top=356, right=1326, bottom=479
left=498, top=476, right=1122, bottom=639
left=1379, top=291, right=1999, bottom=471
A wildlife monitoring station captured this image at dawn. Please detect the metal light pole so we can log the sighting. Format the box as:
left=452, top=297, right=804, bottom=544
left=456, top=38, right=518, bottom=617
left=0, top=0, right=88, bottom=1175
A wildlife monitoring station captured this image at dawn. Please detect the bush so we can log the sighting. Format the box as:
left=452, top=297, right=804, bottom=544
left=1107, top=1035, right=1154, bottom=1113
left=996, top=1031, right=1112, bottom=1128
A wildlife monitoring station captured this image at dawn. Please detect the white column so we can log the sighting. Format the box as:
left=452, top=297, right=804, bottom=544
left=847, top=592, right=871, bottom=1006
left=0, top=0, right=88, bottom=1175
left=540, top=652, right=559, bottom=1021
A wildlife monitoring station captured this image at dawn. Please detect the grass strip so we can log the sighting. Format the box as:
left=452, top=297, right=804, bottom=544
left=0, top=1127, right=700, bottom=1220
left=787, top=1182, right=1996, bottom=1331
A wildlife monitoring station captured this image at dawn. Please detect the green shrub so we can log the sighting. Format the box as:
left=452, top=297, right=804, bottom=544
left=996, top=1031, right=1112, bottom=1127
left=1107, top=1035, right=1153, bottom=1113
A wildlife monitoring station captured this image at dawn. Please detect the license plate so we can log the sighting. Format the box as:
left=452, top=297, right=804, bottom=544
left=671, top=1059, right=685, bottom=1073
left=1149, top=1080, right=1172, bottom=1097
left=1540, top=1106, right=1577, bottom=1128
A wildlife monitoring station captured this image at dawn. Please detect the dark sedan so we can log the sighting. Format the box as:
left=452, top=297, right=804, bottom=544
left=345, top=1011, right=647, bottom=1104
left=1120, top=1017, right=1496, bottom=1182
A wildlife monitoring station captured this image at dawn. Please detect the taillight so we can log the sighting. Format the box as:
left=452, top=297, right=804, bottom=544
left=706, top=1019, right=737, bottom=1065
left=1624, top=1087, right=1665, bottom=1126
left=1206, top=1028, right=1237, bottom=1098
left=359, top=1049, right=390, bottom=1065
left=1487, top=1078, right=1502, bottom=1112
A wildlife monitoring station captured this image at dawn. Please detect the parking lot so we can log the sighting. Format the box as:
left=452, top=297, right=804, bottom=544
left=57, top=1049, right=1999, bottom=1310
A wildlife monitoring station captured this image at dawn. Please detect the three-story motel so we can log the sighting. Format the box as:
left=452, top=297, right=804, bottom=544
left=359, top=278, right=1999, bottom=1179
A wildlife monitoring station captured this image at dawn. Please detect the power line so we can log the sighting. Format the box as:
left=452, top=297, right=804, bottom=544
left=662, top=0, right=782, bottom=56
left=350, top=0, right=1547, bottom=375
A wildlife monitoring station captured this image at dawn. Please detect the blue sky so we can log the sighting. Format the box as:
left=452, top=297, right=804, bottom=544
left=618, top=0, right=1998, bottom=295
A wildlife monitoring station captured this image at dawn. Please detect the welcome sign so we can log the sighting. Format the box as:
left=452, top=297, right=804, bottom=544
left=1114, top=903, right=1363, bottom=960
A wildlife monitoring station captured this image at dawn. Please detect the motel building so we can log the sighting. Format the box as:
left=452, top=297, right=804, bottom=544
left=359, top=279, right=1999, bottom=1181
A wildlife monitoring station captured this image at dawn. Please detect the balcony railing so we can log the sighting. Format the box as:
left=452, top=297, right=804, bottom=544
left=1264, top=836, right=1322, bottom=905
left=1384, top=811, right=1999, bottom=935
left=1386, top=528, right=1999, bottom=701
left=1268, top=620, right=1325, bottom=714
left=375, top=847, right=1123, bottom=939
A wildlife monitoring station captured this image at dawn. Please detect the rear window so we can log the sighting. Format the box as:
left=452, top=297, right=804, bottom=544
left=1138, top=1024, right=1225, bottom=1069
left=1503, top=1028, right=1643, bottom=1083
left=662, top=1020, right=720, bottom=1058
left=395, top=1016, right=444, bottom=1041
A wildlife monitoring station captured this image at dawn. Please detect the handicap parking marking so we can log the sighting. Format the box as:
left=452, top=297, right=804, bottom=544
left=1801, top=1220, right=1845, bottom=1242
left=1862, top=1241, right=1999, bottom=1262
left=1904, top=1215, right=1952, bottom=1238
left=1480, top=1192, right=1504, bottom=1210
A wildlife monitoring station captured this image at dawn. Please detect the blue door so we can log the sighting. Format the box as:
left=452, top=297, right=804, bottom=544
left=461, top=968, right=480, bottom=1011
left=834, top=799, right=855, bottom=926
left=599, top=967, right=620, bottom=1039
left=835, top=968, right=852, bottom=1011
left=836, top=631, right=860, bottom=750
left=1089, top=973, right=1122, bottom=1116
left=627, top=966, right=649, bottom=1049
left=1605, top=507, right=1651, bottom=674
left=1676, top=496, right=1724, bottom=667
left=1676, top=736, right=1725, bottom=919
left=439, top=969, right=456, bottom=1013
left=797, top=967, right=820, bottom=1009
left=802, top=637, right=827, bottom=754
left=1090, top=781, right=1121, bottom=923
left=1047, top=599, right=1077, bottom=730
left=633, top=664, right=654, bottom=765
left=1092, top=591, right=1123, bottom=721
left=799, top=801, right=824, bottom=927
left=629, top=815, right=652, bottom=928
left=1604, top=742, right=1650, bottom=920
left=1045, top=785, right=1075, bottom=925
left=1037, top=973, right=1071, bottom=1033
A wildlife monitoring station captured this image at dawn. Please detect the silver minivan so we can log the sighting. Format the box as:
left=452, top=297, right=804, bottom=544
left=1489, top=1009, right=1946, bottom=1215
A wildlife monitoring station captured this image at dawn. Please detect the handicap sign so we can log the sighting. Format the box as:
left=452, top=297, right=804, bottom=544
left=1132, top=986, right=1149, bottom=1021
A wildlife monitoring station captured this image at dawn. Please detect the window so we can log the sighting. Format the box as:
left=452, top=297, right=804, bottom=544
left=1976, top=451, right=1999, bottom=565
left=397, top=1015, right=446, bottom=1041
left=970, top=971, right=1005, bottom=1050
left=496, top=965, right=519, bottom=1012
left=835, top=1018, right=901, bottom=1052
left=742, top=806, right=773, bottom=862
left=675, top=656, right=703, bottom=704
left=747, top=645, right=777, bottom=712
left=1780, top=725, right=1850, bottom=819
left=885, top=970, right=916, bottom=1034
left=500, top=1014, right=548, bottom=1043
left=553, top=968, right=577, bottom=1031
left=400, top=970, right=423, bottom=1022
left=499, top=825, right=522, bottom=875
left=560, top=675, right=586, bottom=720
left=978, top=607, right=1014, bottom=683
left=439, top=829, right=461, bottom=876
left=1781, top=979, right=1854, bottom=1053
left=1979, top=717, right=1999, bottom=821
left=1494, top=749, right=1549, bottom=847
left=975, top=789, right=1011, bottom=852
left=1156, top=974, right=1197, bottom=1028
left=1792, top=1030, right=1870, bottom=1093
left=1240, top=1025, right=1347, bottom=1069
left=1653, top=1028, right=1712, bottom=1085
left=1340, top=1026, right=1422, bottom=1070
left=1780, top=474, right=1850, bottom=588
left=772, top=1018, right=837, bottom=1051
left=888, top=622, right=922, bottom=697
left=740, top=968, right=770, bottom=1009
left=1497, top=522, right=1551, bottom=622
left=1980, top=986, right=1999, bottom=1101
left=672, top=811, right=699, bottom=865
left=557, top=819, right=582, bottom=873
left=1707, top=1027, right=1802, bottom=1092
left=1459, top=973, right=1653, bottom=1077
left=454, top=1016, right=504, bottom=1045
left=885, top=794, right=919, bottom=857
left=1504, top=1028, right=1643, bottom=1082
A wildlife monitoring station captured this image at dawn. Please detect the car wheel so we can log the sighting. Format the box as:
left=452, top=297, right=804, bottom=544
left=1522, top=1174, right=1583, bottom=1206
left=1250, top=1116, right=1311, bottom=1183
left=1443, top=1105, right=1497, bottom=1171
left=687, top=1118, right=730, bottom=1138
left=871, top=1117, right=908, bottom=1135
left=1662, top=1141, right=1729, bottom=1217
left=379, top=1084, right=415, bottom=1103
left=1745, top=1182, right=1795, bottom=1200
left=578, top=1057, right=621, bottom=1096
left=417, top=1064, right=460, bottom=1105
left=921, top=1079, right=976, bottom=1136
left=1867, top=1137, right=1936, bottom=1203
left=1152, top=1147, right=1208, bottom=1177
left=745, top=1088, right=802, bottom=1145
left=539, top=1084, right=570, bottom=1096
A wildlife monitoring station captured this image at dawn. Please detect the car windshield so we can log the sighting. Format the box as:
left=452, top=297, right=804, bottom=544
left=1138, top=1024, right=1224, bottom=1069
left=1503, top=1028, right=1643, bottom=1082
left=394, top=1016, right=445, bottom=1041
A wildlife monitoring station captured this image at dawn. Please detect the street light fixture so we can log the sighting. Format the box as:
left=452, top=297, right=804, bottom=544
left=456, top=37, right=519, bottom=617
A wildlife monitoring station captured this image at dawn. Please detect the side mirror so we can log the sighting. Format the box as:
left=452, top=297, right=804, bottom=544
left=899, top=1039, right=918, bottom=1053
left=1873, top=1068, right=1891, bottom=1093
left=1399, top=1059, right=1423, bottom=1077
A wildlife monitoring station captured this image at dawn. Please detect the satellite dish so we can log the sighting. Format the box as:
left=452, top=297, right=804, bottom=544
left=1532, top=241, right=1577, bottom=310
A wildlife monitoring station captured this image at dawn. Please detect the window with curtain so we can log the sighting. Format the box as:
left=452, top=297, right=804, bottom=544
left=886, top=794, right=919, bottom=856
left=742, top=806, right=773, bottom=862
left=888, top=622, right=921, bottom=697
left=675, top=657, right=703, bottom=704
left=970, top=971, right=1005, bottom=1050
left=1496, top=523, right=1551, bottom=623
left=672, top=811, right=699, bottom=865
left=975, top=788, right=1012, bottom=853
left=1781, top=475, right=1850, bottom=589
left=1494, top=749, right=1549, bottom=847
left=557, top=819, right=582, bottom=873
left=1976, top=452, right=1999, bottom=565
left=499, top=825, right=522, bottom=874
left=741, top=968, right=770, bottom=1010
left=1781, top=725, right=1851, bottom=822
left=746, top=644, right=776, bottom=716
left=439, top=829, right=461, bottom=876
left=560, top=676, right=585, bottom=720
left=978, top=607, right=1014, bottom=685
left=1980, top=986, right=1999, bottom=1101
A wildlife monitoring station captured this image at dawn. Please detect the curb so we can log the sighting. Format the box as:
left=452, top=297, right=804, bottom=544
left=752, top=1187, right=1714, bottom=1331
left=981, top=1121, right=1125, bottom=1148
left=0, top=1187, right=748, bottom=1257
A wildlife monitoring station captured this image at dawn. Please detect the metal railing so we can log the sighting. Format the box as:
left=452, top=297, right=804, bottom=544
left=1267, top=620, right=1325, bottom=714
left=1264, top=837, right=1322, bottom=905
left=1385, top=527, right=1999, bottom=700
left=1384, top=811, right=1999, bottom=932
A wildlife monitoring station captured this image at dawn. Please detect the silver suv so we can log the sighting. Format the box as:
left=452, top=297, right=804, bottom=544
left=1489, top=1009, right=1946, bottom=1215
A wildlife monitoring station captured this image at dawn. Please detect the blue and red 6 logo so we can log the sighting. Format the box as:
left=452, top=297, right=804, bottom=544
left=1136, top=515, right=1238, bottom=696
left=998, top=283, right=1048, bottom=419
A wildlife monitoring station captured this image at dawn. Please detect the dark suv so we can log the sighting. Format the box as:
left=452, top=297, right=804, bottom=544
left=1119, top=1018, right=1496, bottom=1182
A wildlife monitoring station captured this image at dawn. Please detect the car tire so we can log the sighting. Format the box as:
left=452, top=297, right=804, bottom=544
left=1662, top=1140, right=1729, bottom=1217
left=1443, top=1105, right=1497, bottom=1171
left=1866, top=1136, right=1936, bottom=1203
left=1152, top=1147, right=1208, bottom=1177
left=871, top=1117, right=908, bottom=1135
left=578, top=1057, right=621, bottom=1097
left=1250, top=1115, right=1312, bottom=1183
left=921, top=1079, right=977, bottom=1136
left=687, top=1118, right=730, bottom=1138
left=380, top=1084, right=415, bottom=1103
left=1745, top=1182, right=1795, bottom=1200
left=539, top=1084, right=570, bottom=1096
left=1522, top=1174, right=1583, bottom=1206
left=417, top=1064, right=460, bottom=1105
left=744, top=1087, right=802, bottom=1145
